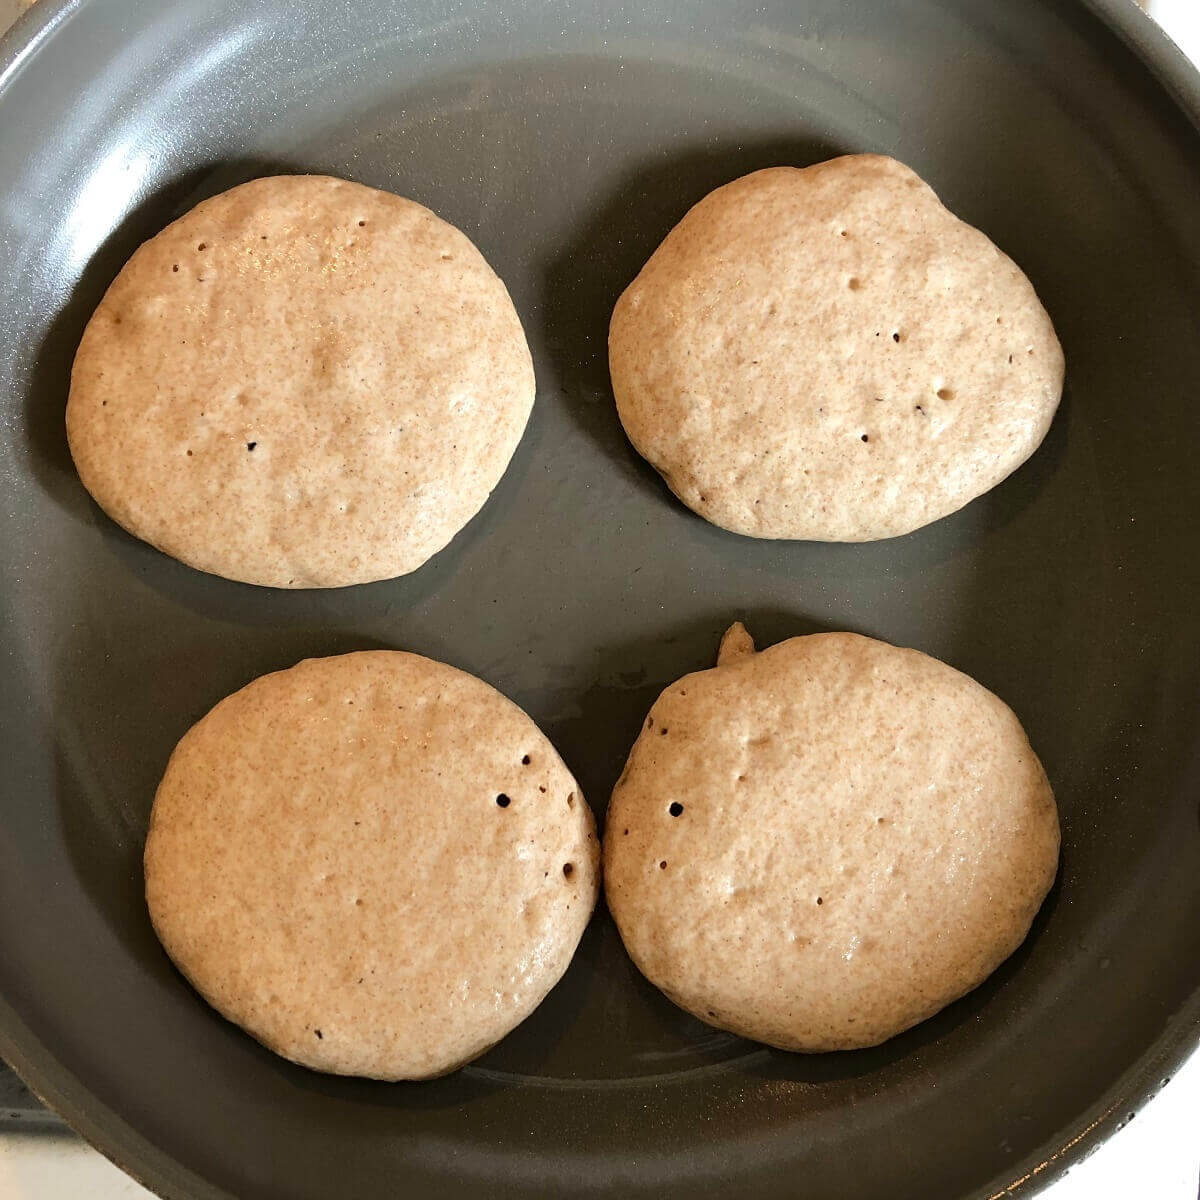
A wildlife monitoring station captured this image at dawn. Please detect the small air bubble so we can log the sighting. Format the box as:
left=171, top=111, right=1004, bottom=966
left=848, top=277, right=862, bottom=291
left=172, top=264, right=178, bottom=272
left=937, top=388, right=953, bottom=401
left=816, top=897, right=823, bottom=906
left=358, top=220, right=366, bottom=227
left=496, top=793, right=511, bottom=808
left=669, top=802, right=684, bottom=817
left=314, top=1029, right=323, bottom=1039
left=892, top=331, right=901, bottom=343
left=623, top=828, right=629, bottom=836
left=186, top=449, right=193, bottom=457
left=246, top=442, right=257, bottom=451
left=521, top=754, right=531, bottom=765
left=567, top=792, right=576, bottom=809
left=660, top=727, right=669, bottom=736
left=197, top=242, right=207, bottom=251
left=562, top=862, right=574, bottom=878
left=659, top=861, right=667, bottom=870
left=861, top=433, right=870, bottom=443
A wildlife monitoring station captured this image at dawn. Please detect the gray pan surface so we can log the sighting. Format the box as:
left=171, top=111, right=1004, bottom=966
left=1, top=1, right=1199, bottom=1197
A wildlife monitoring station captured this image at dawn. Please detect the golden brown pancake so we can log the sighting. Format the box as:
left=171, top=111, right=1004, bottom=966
left=145, top=651, right=598, bottom=1079
left=604, top=624, right=1059, bottom=1051
left=609, top=155, right=1063, bottom=541
left=68, top=175, right=534, bottom=587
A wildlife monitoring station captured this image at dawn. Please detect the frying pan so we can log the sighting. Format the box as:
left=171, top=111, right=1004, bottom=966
left=1, top=1, right=1198, bottom=1197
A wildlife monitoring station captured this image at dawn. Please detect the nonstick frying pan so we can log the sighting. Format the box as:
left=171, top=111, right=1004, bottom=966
left=1, top=1, right=1198, bottom=1197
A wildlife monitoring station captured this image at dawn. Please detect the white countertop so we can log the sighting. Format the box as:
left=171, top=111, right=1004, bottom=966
left=1, top=0, right=1197, bottom=1196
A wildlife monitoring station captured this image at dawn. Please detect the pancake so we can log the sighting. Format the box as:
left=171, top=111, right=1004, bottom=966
left=603, top=624, right=1059, bottom=1051
left=145, top=650, right=598, bottom=1079
left=609, top=155, right=1064, bottom=541
left=68, top=175, right=534, bottom=587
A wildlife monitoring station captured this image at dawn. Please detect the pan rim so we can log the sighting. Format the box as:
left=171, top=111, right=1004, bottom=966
left=0, top=1, right=1197, bottom=1198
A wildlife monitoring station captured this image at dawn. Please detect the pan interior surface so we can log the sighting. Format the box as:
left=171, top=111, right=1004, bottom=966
left=0, top=1, right=1198, bottom=1198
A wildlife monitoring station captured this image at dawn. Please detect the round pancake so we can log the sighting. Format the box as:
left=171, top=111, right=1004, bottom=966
left=144, top=651, right=598, bottom=1080
left=68, top=175, right=534, bottom=587
left=603, top=625, right=1059, bottom=1052
left=608, top=155, right=1064, bottom=541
